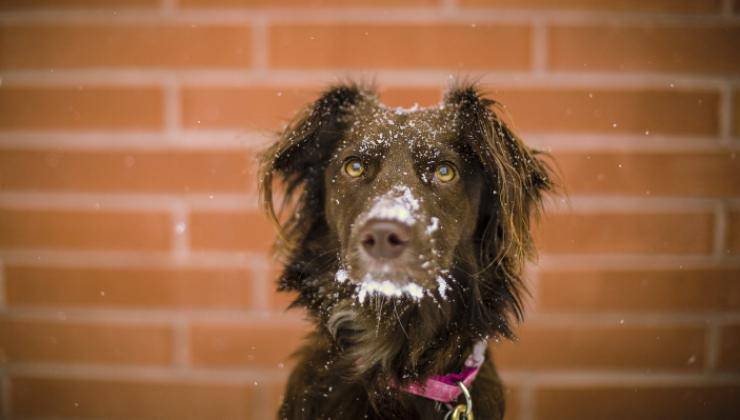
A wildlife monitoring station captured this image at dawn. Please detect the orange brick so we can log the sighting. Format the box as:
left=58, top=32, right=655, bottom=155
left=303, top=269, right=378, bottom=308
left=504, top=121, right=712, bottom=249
left=0, top=149, right=256, bottom=193
left=189, top=322, right=309, bottom=367
left=492, top=88, right=719, bottom=136
left=554, top=151, right=740, bottom=197
left=538, top=267, right=740, bottom=313
left=11, top=377, right=255, bottom=420
left=0, top=87, right=163, bottom=130
left=181, top=0, right=437, bottom=6
left=536, top=212, right=715, bottom=255
left=718, top=324, right=740, bottom=371
left=728, top=210, right=740, bottom=256
left=0, top=208, right=171, bottom=251
left=378, top=87, right=443, bottom=108
left=269, top=23, right=531, bottom=70
left=189, top=210, right=275, bottom=252
left=0, top=24, right=251, bottom=69
left=535, top=385, right=740, bottom=420
left=181, top=86, right=444, bottom=130
left=185, top=87, right=720, bottom=136
left=4, top=265, right=253, bottom=309
left=0, top=318, right=172, bottom=365
left=460, top=0, right=722, bottom=13
left=181, top=86, right=316, bottom=130
left=548, top=24, right=740, bottom=75
left=0, top=0, right=157, bottom=9
left=267, top=263, right=300, bottom=312
left=494, top=324, right=706, bottom=370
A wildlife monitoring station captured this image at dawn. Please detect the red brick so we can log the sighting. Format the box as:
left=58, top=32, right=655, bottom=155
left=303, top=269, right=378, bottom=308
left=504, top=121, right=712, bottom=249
left=554, top=151, right=740, bottom=197
left=0, top=149, right=256, bottom=193
left=181, top=86, right=444, bottom=130
left=181, top=0, right=436, bottom=6
left=535, top=385, right=740, bottom=420
left=493, top=324, right=706, bottom=370
left=181, top=86, right=315, bottom=130
left=536, top=212, right=715, bottom=255
left=0, top=24, right=251, bottom=70
left=460, top=0, right=722, bottom=13
left=728, top=210, right=740, bottom=256
left=189, top=322, right=309, bottom=367
left=548, top=24, right=740, bottom=75
left=4, top=265, right=253, bottom=309
left=189, top=210, right=275, bottom=252
left=0, top=0, right=157, bottom=9
left=269, top=24, right=531, bottom=70
left=0, top=318, right=172, bottom=365
left=504, top=386, right=521, bottom=420
left=378, top=87, right=443, bottom=108
left=0, top=87, right=163, bottom=130
left=11, top=377, right=256, bottom=420
left=0, top=208, right=171, bottom=251
left=270, top=287, right=299, bottom=312
left=492, top=88, right=719, bottom=136
left=267, top=263, right=300, bottom=312
left=538, top=267, right=740, bottom=313
left=185, top=87, right=719, bottom=135
left=718, top=324, right=740, bottom=371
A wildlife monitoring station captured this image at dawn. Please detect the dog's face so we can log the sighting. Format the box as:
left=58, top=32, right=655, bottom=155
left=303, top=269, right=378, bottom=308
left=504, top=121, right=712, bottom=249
left=261, top=82, right=552, bottom=354
left=324, top=102, right=483, bottom=301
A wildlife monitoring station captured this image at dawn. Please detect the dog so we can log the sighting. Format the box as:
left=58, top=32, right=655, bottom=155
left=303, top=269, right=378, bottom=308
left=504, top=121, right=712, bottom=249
left=259, top=81, right=553, bottom=420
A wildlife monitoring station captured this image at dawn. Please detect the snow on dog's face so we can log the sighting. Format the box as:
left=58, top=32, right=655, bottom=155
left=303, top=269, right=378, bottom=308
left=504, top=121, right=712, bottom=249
left=324, top=102, right=483, bottom=303
left=260, top=82, right=552, bottom=340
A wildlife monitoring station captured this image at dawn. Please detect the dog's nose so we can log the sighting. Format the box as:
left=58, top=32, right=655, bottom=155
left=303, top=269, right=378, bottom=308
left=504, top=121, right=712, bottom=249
left=360, top=220, right=411, bottom=260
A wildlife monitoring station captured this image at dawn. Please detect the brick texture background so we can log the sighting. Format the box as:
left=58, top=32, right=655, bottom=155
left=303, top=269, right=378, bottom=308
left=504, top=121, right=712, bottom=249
left=0, top=1, right=739, bottom=419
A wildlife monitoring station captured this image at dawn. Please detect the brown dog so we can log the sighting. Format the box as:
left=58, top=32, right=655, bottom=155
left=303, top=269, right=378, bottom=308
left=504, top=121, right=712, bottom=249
left=260, top=81, right=553, bottom=419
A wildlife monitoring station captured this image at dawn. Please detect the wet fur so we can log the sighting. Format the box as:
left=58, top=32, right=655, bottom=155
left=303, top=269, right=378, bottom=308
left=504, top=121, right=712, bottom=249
left=260, top=81, right=553, bottom=419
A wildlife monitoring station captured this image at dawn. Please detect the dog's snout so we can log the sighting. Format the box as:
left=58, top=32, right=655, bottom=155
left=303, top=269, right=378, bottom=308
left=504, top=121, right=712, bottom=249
left=360, top=220, right=411, bottom=260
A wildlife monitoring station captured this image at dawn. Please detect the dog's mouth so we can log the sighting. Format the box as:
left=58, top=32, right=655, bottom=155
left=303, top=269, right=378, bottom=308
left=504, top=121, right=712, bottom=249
left=335, top=258, right=453, bottom=304
left=333, top=184, right=455, bottom=303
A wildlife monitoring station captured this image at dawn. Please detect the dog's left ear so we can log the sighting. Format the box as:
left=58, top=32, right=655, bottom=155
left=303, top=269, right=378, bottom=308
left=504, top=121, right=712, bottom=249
left=259, top=83, right=373, bottom=251
left=445, top=83, right=554, bottom=325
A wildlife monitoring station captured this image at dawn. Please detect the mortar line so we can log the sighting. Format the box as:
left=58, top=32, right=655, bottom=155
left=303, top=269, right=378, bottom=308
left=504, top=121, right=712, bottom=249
left=172, top=316, right=191, bottom=367
left=531, top=19, right=548, bottom=75
left=441, top=0, right=458, bottom=12
left=163, top=77, right=182, bottom=138
left=705, top=323, right=722, bottom=371
left=721, top=0, right=734, bottom=15
left=171, top=200, right=191, bottom=261
left=718, top=81, right=734, bottom=145
left=251, top=15, right=269, bottom=76
left=2, top=9, right=739, bottom=25
left=519, top=385, right=535, bottom=420
left=249, top=257, right=271, bottom=312
left=161, top=0, right=176, bottom=15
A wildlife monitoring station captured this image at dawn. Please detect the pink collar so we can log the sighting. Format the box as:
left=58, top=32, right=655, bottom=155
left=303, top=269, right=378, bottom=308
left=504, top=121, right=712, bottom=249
left=398, top=340, right=487, bottom=403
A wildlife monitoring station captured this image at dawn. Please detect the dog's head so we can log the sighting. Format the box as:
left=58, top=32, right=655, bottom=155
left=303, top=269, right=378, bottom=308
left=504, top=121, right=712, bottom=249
left=260, top=81, right=552, bottom=363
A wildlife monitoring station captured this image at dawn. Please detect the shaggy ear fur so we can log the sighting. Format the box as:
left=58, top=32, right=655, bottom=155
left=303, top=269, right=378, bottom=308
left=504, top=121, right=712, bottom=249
left=259, top=83, right=373, bottom=294
left=445, top=82, right=554, bottom=338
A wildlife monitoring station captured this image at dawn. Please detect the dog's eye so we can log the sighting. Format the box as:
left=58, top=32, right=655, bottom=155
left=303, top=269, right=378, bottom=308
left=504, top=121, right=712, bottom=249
left=343, top=158, right=365, bottom=178
left=434, top=162, right=457, bottom=183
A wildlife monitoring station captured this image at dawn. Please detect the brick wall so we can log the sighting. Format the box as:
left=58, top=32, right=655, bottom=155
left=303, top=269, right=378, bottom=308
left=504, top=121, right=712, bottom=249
left=1, top=1, right=739, bottom=419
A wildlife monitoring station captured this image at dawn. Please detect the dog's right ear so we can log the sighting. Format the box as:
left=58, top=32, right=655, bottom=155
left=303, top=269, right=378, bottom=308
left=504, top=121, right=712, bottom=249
left=259, top=83, right=372, bottom=248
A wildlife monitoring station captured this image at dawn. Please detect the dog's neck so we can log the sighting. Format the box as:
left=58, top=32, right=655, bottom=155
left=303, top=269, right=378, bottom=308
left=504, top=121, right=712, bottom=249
left=321, top=295, right=487, bottom=388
